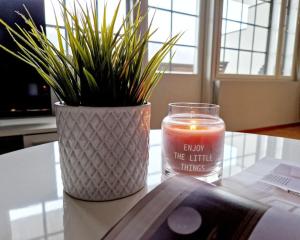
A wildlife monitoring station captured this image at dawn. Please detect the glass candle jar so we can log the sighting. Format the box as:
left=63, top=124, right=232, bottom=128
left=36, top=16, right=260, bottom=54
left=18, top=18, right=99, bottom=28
left=162, top=103, right=225, bottom=183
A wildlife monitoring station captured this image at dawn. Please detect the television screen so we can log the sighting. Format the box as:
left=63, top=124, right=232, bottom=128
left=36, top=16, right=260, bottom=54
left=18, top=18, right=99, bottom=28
left=0, top=0, right=51, bottom=117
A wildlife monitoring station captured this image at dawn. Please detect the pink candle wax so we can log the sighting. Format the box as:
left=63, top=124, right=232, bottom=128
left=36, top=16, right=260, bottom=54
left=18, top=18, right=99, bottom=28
left=162, top=120, right=225, bottom=176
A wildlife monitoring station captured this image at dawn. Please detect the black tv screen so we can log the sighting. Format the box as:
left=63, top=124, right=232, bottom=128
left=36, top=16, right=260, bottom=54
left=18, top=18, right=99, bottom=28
left=0, top=0, right=51, bottom=117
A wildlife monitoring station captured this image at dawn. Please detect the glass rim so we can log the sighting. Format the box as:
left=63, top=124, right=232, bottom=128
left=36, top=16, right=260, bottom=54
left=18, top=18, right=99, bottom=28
left=168, top=102, right=220, bottom=109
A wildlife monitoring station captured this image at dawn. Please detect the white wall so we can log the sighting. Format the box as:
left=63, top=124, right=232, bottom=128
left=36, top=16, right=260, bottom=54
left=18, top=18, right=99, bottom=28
left=150, top=77, right=300, bottom=131
left=149, top=74, right=201, bottom=129
left=215, top=79, right=300, bottom=131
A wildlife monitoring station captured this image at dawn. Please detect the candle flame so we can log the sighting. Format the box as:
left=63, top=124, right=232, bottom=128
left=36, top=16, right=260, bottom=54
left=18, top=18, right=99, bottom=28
left=190, top=125, right=197, bottom=130
left=189, top=120, right=197, bottom=130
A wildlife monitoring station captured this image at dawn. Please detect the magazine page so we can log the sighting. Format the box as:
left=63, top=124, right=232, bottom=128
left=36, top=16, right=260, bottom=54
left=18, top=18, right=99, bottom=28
left=103, top=159, right=300, bottom=240
left=222, top=157, right=300, bottom=215
left=221, top=158, right=300, bottom=240
left=103, top=176, right=269, bottom=240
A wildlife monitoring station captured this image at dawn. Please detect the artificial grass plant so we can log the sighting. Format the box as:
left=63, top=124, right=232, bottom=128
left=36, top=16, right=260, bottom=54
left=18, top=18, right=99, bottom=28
left=0, top=0, right=180, bottom=106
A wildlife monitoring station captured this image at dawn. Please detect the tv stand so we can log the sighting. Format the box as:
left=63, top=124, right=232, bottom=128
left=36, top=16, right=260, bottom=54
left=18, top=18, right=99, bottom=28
left=0, top=116, right=57, bottom=154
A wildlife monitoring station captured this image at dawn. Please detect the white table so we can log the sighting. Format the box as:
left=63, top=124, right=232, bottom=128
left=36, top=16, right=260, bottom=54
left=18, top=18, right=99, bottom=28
left=1, top=130, right=300, bottom=240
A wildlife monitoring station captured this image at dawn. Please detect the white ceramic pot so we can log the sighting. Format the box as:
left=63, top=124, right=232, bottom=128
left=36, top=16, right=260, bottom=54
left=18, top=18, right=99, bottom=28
left=55, top=102, right=151, bottom=201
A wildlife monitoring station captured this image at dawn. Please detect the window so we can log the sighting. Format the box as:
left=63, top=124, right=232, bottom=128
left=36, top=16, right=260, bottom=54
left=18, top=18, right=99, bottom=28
left=45, top=0, right=127, bottom=54
left=220, top=0, right=279, bottom=75
left=218, top=0, right=299, bottom=77
left=147, top=0, right=200, bottom=73
left=45, top=0, right=201, bottom=75
left=45, top=0, right=299, bottom=79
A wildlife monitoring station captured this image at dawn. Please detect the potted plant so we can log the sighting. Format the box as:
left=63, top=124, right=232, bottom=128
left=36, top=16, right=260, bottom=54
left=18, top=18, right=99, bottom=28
left=0, top=1, right=180, bottom=201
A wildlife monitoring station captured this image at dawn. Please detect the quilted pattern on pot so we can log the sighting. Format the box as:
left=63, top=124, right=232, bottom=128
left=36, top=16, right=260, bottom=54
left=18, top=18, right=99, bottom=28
left=55, top=104, right=151, bottom=201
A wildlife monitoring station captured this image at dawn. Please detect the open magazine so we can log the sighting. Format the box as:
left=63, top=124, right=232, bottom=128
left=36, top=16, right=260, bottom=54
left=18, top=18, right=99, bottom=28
left=103, top=160, right=300, bottom=240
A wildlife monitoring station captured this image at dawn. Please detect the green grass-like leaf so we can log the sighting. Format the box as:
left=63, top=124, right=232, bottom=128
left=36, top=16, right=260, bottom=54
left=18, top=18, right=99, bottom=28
left=0, top=0, right=181, bottom=106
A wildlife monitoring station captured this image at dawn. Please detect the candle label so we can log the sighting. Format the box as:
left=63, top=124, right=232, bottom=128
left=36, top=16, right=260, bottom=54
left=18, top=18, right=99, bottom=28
left=174, top=144, right=215, bottom=174
left=163, top=127, right=225, bottom=176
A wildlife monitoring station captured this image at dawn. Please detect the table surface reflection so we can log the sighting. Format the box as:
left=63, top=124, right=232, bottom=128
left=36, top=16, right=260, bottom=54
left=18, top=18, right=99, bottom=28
left=0, top=130, right=300, bottom=240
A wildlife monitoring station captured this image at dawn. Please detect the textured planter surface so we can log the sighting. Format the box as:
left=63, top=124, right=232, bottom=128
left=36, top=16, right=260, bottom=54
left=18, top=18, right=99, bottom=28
left=55, top=103, right=151, bottom=201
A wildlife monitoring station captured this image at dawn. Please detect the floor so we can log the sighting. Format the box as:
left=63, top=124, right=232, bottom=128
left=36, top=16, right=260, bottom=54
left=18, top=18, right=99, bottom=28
left=244, top=124, right=300, bottom=140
